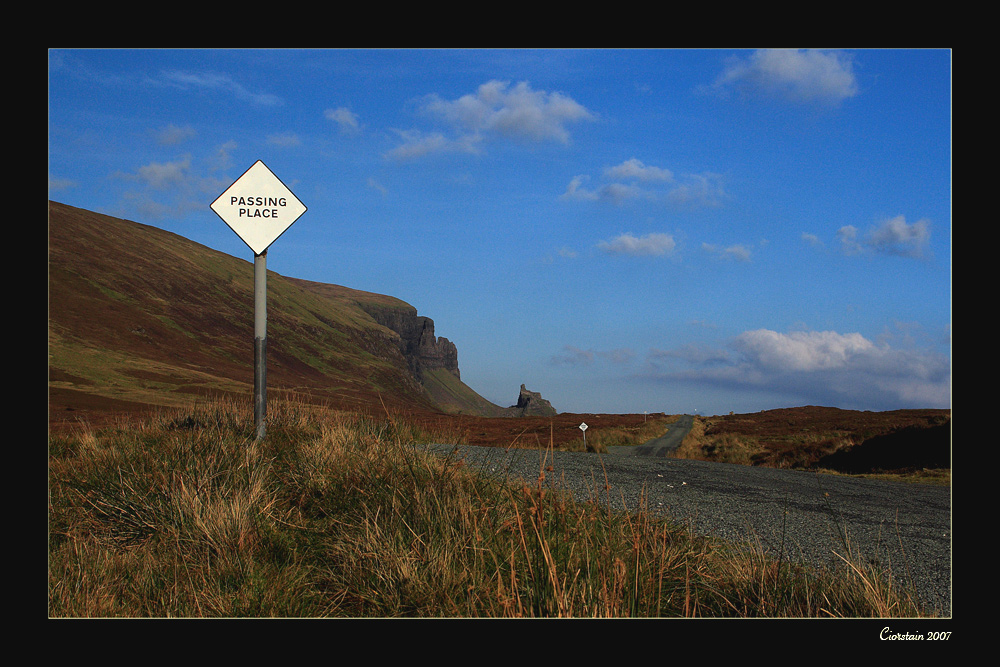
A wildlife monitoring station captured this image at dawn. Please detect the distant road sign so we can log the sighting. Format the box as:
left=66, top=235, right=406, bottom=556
left=579, top=422, right=588, bottom=431
left=211, top=160, right=306, bottom=255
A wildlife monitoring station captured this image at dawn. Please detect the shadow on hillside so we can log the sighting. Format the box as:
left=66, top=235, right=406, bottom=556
left=817, top=421, right=951, bottom=474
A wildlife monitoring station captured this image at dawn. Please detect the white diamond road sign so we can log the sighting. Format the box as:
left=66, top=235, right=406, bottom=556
left=211, top=160, right=306, bottom=255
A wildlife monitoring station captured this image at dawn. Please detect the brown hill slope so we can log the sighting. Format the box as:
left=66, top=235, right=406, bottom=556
left=47, top=201, right=504, bottom=429
left=695, top=406, right=951, bottom=472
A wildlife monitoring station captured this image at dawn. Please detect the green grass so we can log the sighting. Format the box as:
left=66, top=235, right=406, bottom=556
left=48, top=398, right=931, bottom=618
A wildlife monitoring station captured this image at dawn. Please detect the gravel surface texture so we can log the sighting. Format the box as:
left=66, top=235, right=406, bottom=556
left=418, top=429, right=952, bottom=617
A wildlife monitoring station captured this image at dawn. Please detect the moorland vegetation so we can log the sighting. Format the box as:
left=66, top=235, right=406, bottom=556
left=48, top=398, right=930, bottom=618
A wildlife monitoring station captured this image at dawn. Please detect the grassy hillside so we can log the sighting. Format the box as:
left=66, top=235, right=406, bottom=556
left=48, top=201, right=499, bottom=429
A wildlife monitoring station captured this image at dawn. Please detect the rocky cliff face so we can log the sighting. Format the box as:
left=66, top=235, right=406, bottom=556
left=357, top=302, right=460, bottom=382
left=511, top=384, right=557, bottom=417
left=355, top=302, right=557, bottom=417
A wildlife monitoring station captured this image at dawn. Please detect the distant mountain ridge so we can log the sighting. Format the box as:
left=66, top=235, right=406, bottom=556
left=47, top=201, right=545, bottom=424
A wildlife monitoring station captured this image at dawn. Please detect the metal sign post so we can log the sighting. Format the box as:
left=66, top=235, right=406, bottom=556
left=211, top=161, right=306, bottom=440
left=579, top=422, right=588, bottom=448
left=254, top=251, right=267, bottom=441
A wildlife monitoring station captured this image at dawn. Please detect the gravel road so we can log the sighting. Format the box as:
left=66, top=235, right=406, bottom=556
left=418, top=415, right=952, bottom=617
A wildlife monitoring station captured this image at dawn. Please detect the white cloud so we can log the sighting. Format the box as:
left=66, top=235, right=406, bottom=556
left=599, top=182, right=646, bottom=205
left=838, top=216, right=931, bottom=258
left=207, top=140, right=237, bottom=173
left=155, top=124, right=195, bottom=146
left=725, top=245, right=752, bottom=261
left=866, top=215, right=931, bottom=258
left=598, top=232, right=677, bottom=257
left=127, top=157, right=193, bottom=190
left=733, top=329, right=874, bottom=372
left=604, top=158, right=673, bottom=183
left=53, top=57, right=283, bottom=107
left=563, top=161, right=725, bottom=209
left=645, top=327, right=950, bottom=410
left=267, top=132, right=301, bottom=147
left=702, top=242, right=752, bottom=262
left=665, top=172, right=727, bottom=208
left=159, top=70, right=282, bottom=107
left=385, top=131, right=449, bottom=160
left=560, top=176, right=647, bottom=204
left=367, top=177, right=387, bottom=196
left=48, top=174, right=77, bottom=192
left=560, top=175, right=598, bottom=202
left=422, top=80, right=596, bottom=144
left=384, top=129, right=482, bottom=161
left=712, top=49, right=859, bottom=105
left=325, top=107, right=362, bottom=135
left=551, top=345, right=595, bottom=366
left=111, top=149, right=230, bottom=221
left=837, top=225, right=862, bottom=255
left=390, top=80, right=594, bottom=160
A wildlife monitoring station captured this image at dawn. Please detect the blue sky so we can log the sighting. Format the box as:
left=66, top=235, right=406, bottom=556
left=48, top=49, right=952, bottom=415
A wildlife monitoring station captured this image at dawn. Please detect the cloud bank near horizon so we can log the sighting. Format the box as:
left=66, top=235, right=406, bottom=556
left=643, top=327, right=950, bottom=411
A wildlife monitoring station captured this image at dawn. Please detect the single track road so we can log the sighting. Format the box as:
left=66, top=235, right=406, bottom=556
left=418, top=417, right=951, bottom=617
